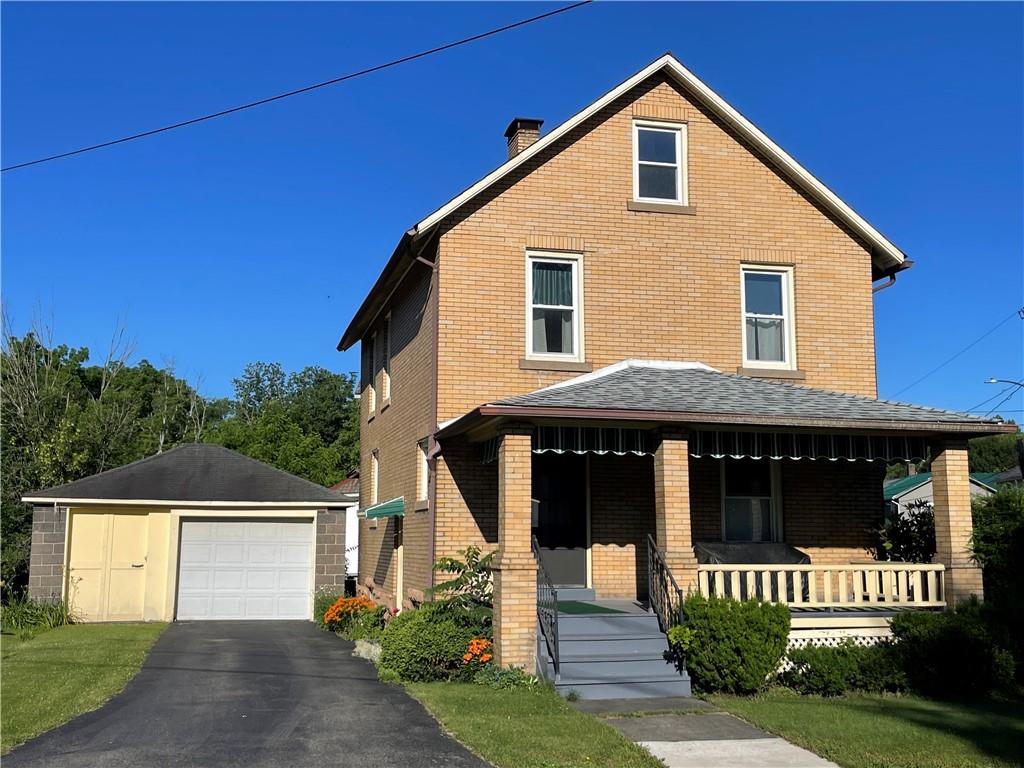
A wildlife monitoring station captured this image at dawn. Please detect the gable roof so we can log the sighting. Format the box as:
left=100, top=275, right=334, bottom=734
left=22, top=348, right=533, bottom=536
left=23, top=443, right=350, bottom=507
left=340, top=52, right=909, bottom=350
left=438, top=360, right=1015, bottom=438
left=883, top=471, right=999, bottom=501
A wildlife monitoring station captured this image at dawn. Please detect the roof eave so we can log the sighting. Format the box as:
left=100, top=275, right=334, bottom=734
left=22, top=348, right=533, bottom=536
left=20, top=497, right=355, bottom=509
left=436, top=403, right=1015, bottom=440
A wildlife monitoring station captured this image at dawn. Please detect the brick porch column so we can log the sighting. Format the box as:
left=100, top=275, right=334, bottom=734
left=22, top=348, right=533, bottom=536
left=492, top=424, right=537, bottom=671
left=653, top=430, right=698, bottom=593
left=931, top=438, right=983, bottom=605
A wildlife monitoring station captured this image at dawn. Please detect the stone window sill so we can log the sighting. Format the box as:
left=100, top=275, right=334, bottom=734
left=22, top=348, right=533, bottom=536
left=627, top=200, right=697, bottom=215
left=736, top=366, right=806, bottom=381
left=413, top=500, right=429, bottom=512
left=519, top=358, right=594, bottom=373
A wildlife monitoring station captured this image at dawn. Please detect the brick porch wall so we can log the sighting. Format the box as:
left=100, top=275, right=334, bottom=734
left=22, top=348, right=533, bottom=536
left=27, top=505, right=67, bottom=602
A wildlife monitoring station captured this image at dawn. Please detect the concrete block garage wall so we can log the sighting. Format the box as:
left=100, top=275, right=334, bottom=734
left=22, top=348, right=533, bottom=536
left=27, top=505, right=67, bottom=602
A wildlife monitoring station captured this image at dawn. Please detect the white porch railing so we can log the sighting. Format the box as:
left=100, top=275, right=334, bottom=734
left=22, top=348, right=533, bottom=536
left=697, top=562, right=946, bottom=609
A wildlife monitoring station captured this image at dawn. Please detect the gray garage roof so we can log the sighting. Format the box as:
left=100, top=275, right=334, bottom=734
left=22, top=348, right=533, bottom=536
left=23, top=443, right=349, bottom=506
left=480, top=361, right=1011, bottom=433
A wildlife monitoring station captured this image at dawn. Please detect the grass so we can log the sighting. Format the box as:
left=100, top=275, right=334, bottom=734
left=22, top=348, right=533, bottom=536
left=1, top=623, right=166, bottom=753
left=407, top=682, right=662, bottom=768
left=711, top=690, right=1024, bottom=768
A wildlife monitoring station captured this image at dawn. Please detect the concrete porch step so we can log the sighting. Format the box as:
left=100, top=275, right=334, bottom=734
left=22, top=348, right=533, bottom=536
left=557, top=613, right=662, bottom=636
left=558, top=656, right=680, bottom=681
left=553, top=588, right=596, bottom=600
left=559, top=636, right=670, bottom=655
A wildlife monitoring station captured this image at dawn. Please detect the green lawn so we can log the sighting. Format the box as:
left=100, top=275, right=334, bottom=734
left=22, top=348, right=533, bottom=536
left=711, top=690, right=1024, bottom=768
left=1, top=623, right=166, bottom=753
left=407, top=682, right=662, bottom=768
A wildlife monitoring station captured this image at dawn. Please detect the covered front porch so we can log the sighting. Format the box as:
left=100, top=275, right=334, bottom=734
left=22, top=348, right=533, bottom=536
left=435, top=362, right=1013, bottom=672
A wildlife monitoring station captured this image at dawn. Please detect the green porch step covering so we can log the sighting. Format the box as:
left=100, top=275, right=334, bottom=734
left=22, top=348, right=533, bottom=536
left=557, top=601, right=627, bottom=615
left=363, top=496, right=405, bottom=519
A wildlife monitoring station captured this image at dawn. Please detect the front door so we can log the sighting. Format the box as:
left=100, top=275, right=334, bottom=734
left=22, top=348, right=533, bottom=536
left=532, top=452, right=588, bottom=588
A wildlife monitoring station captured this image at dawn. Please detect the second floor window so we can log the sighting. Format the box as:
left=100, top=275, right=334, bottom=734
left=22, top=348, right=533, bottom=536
left=382, top=313, right=392, bottom=402
left=634, top=120, right=687, bottom=204
left=527, top=253, right=581, bottom=360
left=741, top=266, right=795, bottom=368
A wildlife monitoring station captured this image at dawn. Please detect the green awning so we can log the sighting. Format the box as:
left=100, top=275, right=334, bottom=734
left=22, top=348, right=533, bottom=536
left=363, top=496, right=405, bottom=519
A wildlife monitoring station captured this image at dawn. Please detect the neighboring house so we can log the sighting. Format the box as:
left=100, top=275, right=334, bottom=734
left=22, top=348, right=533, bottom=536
left=338, top=53, right=1015, bottom=694
left=24, top=444, right=355, bottom=621
left=883, top=471, right=996, bottom=518
left=330, top=471, right=361, bottom=578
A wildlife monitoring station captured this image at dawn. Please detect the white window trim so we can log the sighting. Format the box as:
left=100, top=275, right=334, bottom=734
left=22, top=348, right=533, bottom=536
left=524, top=250, right=584, bottom=363
left=369, top=450, right=380, bottom=529
left=740, top=265, right=797, bottom=370
left=632, top=119, right=688, bottom=205
left=382, top=312, right=392, bottom=403
left=416, top=439, right=429, bottom=502
left=719, top=460, right=783, bottom=543
left=365, top=332, right=377, bottom=414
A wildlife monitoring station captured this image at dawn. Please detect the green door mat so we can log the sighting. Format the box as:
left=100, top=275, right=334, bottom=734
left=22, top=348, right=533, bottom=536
left=556, top=601, right=628, bottom=615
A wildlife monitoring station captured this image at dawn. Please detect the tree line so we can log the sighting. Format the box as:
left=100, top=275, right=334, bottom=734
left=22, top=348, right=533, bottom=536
left=1, top=320, right=359, bottom=593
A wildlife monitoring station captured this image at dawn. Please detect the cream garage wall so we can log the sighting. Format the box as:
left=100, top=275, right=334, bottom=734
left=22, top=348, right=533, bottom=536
left=64, top=506, right=317, bottom=622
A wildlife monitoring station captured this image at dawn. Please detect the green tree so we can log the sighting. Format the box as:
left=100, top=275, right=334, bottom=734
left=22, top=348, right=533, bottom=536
left=969, top=432, right=1022, bottom=473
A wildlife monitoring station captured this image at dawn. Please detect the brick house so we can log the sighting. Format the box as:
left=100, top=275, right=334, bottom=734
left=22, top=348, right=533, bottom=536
left=337, top=53, right=1014, bottom=695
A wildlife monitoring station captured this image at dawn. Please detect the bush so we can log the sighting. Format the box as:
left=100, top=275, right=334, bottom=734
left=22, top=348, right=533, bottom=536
left=341, top=605, right=389, bottom=641
left=676, top=594, right=790, bottom=694
left=323, top=595, right=376, bottom=633
left=782, top=641, right=907, bottom=696
left=379, top=603, right=487, bottom=682
left=891, top=599, right=1016, bottom=697
left=0, top=594, right=75, bottom=633
left=877, top=499, right=936, bottom=563
left=472, top=664, right=541, bottom=690
left=314, top=587, right=345, bottom=630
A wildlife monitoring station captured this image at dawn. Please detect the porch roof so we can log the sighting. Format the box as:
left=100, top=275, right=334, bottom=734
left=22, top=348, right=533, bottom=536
left=437, top=361, right=1015, bottom=440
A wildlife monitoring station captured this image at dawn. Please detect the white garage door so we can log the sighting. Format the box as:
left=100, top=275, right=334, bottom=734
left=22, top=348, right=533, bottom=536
left=176, top=520, right=313, bottom=620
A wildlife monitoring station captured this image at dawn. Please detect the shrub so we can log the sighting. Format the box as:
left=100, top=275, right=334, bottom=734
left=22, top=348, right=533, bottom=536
left=877, top=499, right=936, bottom=563
left=428, top=546, right=495, bottom=628
left=341, top=605, right=389, bottom=641
left=678, top=594, right=790, bottom=694
left=0, top=594, right=75, bottom=633
left=323, top=595, right=376, bottom=633
left=379, top=603, right=486, bottom=682
left=782, top=641, right=907, bottom=696
left=473, top=664, right=541, bottom=690
left=314, top=587, right=345, bottom=630
left=891, top=599, right=1016, bottom=697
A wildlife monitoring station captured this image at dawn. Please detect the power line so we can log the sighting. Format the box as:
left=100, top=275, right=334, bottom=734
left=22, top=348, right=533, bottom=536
left=985, top=386, right=1022, bottom=417
left=1, top=1, right=593, bottom=173
left=963, top=385, right=1015, bottom=415
left=890, top=307, right=1023, bottom=398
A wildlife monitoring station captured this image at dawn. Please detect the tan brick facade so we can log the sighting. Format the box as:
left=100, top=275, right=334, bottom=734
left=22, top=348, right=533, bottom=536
left=931, top=439, right=984, bottom=603
left=349, top=64, right=981, bottom=662
left=357, top=265, right=437, bottom=608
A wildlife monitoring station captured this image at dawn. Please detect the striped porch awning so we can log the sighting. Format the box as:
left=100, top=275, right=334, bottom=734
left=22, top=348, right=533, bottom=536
left=689, top=430, right=928, bottom=462
left=481, top=427, right=656, bottom=464
left=479, top=428, right=929, bottom=464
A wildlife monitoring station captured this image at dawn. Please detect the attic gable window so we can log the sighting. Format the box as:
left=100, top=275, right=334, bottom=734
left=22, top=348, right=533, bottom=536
left=526, top=252, right=583, bottom=361
left=633, top=120, right=687, bottom=204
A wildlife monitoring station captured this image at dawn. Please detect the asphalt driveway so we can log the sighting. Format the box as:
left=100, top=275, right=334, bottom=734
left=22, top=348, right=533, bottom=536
left=4, top=621, right=489, bottom=768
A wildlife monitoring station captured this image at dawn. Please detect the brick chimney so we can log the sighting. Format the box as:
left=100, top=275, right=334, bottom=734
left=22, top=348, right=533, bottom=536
left=504, top=118, right=543, bottom=159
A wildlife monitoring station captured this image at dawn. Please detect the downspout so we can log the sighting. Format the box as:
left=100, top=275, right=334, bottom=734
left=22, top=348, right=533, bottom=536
left=872, top=259, right=913, bottom=294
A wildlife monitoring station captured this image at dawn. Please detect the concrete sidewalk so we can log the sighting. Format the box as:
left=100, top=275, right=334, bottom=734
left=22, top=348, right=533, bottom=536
left=574, top=698, right=838, bottom=768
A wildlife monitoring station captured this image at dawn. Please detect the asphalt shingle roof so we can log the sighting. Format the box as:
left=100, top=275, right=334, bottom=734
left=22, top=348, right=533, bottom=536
left=25, top=443, right=348, bottom=505
left=494, top=362, right=1002, bottom=428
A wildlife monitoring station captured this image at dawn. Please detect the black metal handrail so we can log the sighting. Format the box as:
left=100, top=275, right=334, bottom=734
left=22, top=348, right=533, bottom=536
left=532, top=535, right=560, bottom=679
left=647, top=534, right=686, bottom=632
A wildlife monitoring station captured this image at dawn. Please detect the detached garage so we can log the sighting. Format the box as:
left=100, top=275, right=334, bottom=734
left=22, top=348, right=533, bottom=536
left=24, top=444, right=354, bottom=622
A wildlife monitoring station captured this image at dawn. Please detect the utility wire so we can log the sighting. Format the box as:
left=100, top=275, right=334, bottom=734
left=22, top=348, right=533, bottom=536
left=890, top=307, right=1023, bottom=398
left=1, top=1, right=593, bottom=172
left=985, top=386, right=1022, bottom=417
left=963, top=385, right=1015, bottom=415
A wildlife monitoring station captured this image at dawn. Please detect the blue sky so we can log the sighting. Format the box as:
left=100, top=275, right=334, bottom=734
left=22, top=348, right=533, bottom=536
left=3, top=2, right=1022, bottom=416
